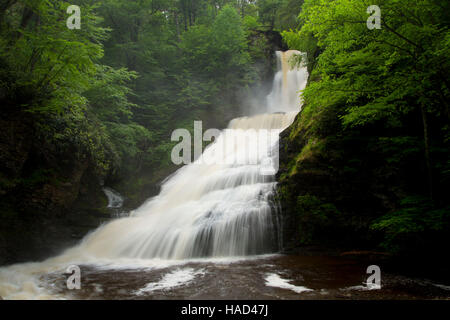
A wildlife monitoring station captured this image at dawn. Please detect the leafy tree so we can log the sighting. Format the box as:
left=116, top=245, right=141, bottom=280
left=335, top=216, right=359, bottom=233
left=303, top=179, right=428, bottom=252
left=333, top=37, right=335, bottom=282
left=0, top=0, right=108, bottom=114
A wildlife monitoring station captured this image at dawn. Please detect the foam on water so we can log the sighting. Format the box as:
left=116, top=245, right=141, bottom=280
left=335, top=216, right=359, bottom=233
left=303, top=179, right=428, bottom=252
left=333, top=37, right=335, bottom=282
left=134, top=268, right=205, bottom=295
left=264, top=273, right=313, bottom=294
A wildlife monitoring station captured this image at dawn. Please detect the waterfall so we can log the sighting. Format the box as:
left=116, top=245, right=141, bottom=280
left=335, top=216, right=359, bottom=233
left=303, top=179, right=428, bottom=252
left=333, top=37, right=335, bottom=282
left=0, top=51, right=308, bottom=299
left=69, top=50, right=307, bottom=260
left=103, top=187, right=124, bottom=209
left=267, top=51, right=308, bottom=114
left=103, top=187, right=126, bottom=218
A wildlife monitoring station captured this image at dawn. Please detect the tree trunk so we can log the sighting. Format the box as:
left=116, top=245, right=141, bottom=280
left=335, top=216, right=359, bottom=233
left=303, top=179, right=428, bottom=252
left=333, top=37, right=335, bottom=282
left=421, top=103, right=434, bottom=200
left=174, top=11, right=180, bottom=39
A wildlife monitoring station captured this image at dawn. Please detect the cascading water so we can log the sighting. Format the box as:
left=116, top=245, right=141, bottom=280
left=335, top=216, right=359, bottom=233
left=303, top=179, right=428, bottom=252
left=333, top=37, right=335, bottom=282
left=72, top=50, right=307, bottom=260
left=103, top=187, right=124, bottom=209
left=103, top=187, right=126, bottom=218
left=267, top=51, right=308, bottom=114
left=0, top=50, right=308, bottom=299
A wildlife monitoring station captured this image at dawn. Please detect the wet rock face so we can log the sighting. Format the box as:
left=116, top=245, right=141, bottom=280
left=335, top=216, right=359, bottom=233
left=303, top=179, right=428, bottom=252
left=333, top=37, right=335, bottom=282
left=275, top=108, right=388, bottom=253
left=0, top=116, right=108, bottom=266
left=0, top=117, right=31, bottom=182
left=0, top=175, right=109, bottom=266
left=0, top=113, right=172, bottom=266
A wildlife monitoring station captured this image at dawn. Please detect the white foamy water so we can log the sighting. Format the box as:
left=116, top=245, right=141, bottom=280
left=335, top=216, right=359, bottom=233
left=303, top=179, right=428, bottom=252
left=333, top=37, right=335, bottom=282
left=267, top=51, right=308, bottom=114
left=265, top=273, right=313, bottom=294
left=103, top=187, right=124, bottom=209
left=134, top=268, right=205, bottom=295
left=342, top=284, right=381, bottom=291
left=0, top=50, right=308, bottom=299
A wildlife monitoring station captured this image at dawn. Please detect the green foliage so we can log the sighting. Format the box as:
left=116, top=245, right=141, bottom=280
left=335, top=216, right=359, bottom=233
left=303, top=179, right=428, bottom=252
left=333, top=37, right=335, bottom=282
left=281, top=0, right=450, bottom=255
left=105, top=122, right=154, bottom=170
left=0, top=1, right=108, bottom=114
left=371, top=197, right=450, bottom=253
left=257, top=0, right=304, bottom=30
left=295, top=195, right=340, bottom=244
left=212, top=6, right=250, bottom=78
left=243, top=15, right=260, bottom=31
left=180, top=5, right=251, bottom=95
left=1, top=0, right=282, bottom=210
left=257, top=0, right=281, bottom=29
left=85, top=65, right=138, bottom=122
left=285, top=0, right=450, bottom=130
left=45, top=108, right=116, bottom=175
left=0, top=0, right=124, bottom=178
left=377, top=136, right=421, bottom=164
left=275, top=0, right=304, bottom=30
left=94, top=2, right=259, bottom=186
left=20, top=168, right=54, bottom=188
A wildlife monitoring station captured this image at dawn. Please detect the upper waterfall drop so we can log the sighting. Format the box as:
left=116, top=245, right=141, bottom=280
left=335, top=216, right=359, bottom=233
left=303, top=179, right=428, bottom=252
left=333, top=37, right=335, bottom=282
left=267, top=50, right=308, bottom=114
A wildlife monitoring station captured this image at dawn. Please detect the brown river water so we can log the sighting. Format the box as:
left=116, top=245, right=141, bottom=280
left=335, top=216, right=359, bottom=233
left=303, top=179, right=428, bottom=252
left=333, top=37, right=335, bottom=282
left=40, top=254, right=450, bottom=300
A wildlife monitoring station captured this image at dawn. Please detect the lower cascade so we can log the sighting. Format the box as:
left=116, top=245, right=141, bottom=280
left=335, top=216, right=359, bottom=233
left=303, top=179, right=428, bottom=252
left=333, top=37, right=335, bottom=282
left=0, top=50, right=308, bottom=298
left=78, top=113, right=293, bottom=259
left=74, top=50, right=307, bottom=260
